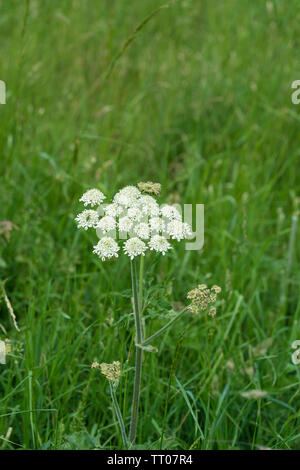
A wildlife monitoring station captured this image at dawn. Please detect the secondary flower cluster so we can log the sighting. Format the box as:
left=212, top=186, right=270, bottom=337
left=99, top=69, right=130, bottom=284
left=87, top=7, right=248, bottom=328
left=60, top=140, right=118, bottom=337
left=75, top=184, right=193, bottom=261
left=91, top=360, right=121, bottom=382
left=187, top=284, right=221, bottom=316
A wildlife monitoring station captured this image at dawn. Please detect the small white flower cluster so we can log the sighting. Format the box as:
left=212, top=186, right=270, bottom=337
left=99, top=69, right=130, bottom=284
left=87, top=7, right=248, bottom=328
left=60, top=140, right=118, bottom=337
left=75, top=185, right=192, bottom=261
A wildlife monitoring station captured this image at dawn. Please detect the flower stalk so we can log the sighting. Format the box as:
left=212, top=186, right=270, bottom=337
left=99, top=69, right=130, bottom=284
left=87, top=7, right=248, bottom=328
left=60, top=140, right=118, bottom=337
left=109, top=381, right=128, bottom=448
left=142, top=308, right=187, bottom=347
left=129, top=258, right=143, bottom=444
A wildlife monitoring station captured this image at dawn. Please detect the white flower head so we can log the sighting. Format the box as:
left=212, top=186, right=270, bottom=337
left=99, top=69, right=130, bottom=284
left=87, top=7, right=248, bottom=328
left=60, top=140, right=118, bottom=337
left=149, top=217, right=166, bottom=233
left=183, top=222, right=193, bottom=239
left=93, top=237, right=119, bottom=261
left=76, top=184, right=191, bottom=261
left=80, top=189, right=106, bottom=207
left=127, top=206, right=143, bottom=222
left=148, top=235, right=171, bottom=255
left=119, top=216, right=133, bottom=233
left=97, top=215, right=116, bottom=233
left=167, top=220, right=192, bottom=241
left=160, top=204, right=182, bottom=220
left=104, top=203, right=124, bottom=218
left=113, top=186, right=141, bottom=207
left=120, top=185, right=141, bottom=199
left=139, top=195, right=159, bottom=216
left=75, top=210, right=99, bottom=230
left=134, top=222, right=150, bottom=240
left=123, top=237, right=147, bottom=260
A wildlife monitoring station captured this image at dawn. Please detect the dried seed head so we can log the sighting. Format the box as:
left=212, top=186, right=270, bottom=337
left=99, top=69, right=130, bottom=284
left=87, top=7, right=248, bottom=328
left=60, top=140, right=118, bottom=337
left=100, top=361, right=121, bottom=381
left=138, top=181, right=161, bottom=196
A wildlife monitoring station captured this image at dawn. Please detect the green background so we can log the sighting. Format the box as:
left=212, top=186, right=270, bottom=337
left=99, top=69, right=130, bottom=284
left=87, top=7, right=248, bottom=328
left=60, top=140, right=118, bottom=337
left=0, top=0, right=299, bottom=449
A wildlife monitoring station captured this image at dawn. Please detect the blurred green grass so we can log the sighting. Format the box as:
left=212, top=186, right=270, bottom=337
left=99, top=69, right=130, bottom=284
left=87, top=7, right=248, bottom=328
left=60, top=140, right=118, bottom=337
left=0, top=0, right=299, bottom=449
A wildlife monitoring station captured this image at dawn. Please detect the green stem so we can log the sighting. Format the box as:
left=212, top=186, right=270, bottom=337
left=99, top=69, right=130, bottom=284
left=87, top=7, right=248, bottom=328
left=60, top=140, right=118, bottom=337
left=139, top=255, right=144, bottom=314
left=109, top=382, right=128, bottom=448
left=28, top=370, right=36, bottom=449
left=142, top=308, right=187, bottom=346
left=139, top=255, right=144, bottom=339
left=129, top=258, right=143, bottom=444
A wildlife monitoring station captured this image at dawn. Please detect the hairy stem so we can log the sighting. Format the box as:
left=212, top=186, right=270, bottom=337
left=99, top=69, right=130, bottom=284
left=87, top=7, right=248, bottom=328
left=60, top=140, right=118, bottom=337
left=129, top=258, right=143, bottom=444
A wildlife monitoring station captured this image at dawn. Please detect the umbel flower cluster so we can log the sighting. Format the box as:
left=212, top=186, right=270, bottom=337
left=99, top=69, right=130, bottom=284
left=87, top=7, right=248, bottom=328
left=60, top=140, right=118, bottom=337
left=75, top=184, right=193, bottom=261
left=187, top=284, right=221, bottom=317
left=92, top=361, right=121, bottom=382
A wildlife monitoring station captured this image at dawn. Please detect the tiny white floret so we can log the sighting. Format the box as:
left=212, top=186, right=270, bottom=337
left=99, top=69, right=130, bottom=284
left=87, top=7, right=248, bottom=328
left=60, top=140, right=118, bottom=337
left=80, top=189, right=106, bottom=207
left=148, top=235, right=171, bottom=255
left=93, top=237, right=120, bottom=261
left=75, top=210, right=99, bottom=230
left=134, top=222, right=150, bottom=240
left=97, top=216, right=116, bottom=233
left=160, top=204, right=182, bottom=221
left=123, top=237, right=147, bottom=260
left=119, top=216, right=133, bottom=232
